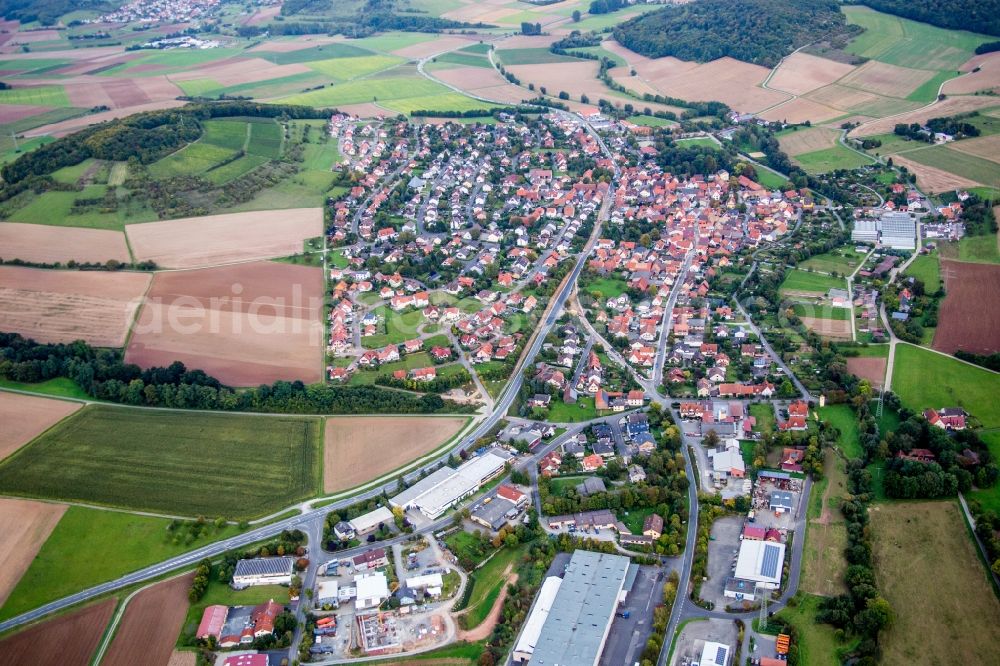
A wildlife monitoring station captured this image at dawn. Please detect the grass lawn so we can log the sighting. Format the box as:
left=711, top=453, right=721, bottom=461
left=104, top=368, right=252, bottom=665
left=278, top=76, right=448, bottom=107
left=903, top=144, right=1000, bottom=188
left=0, top=85, right=71, bottom=107
left=547, top=396, right=600, bottom=423
left=798, top=248, right=864, bottom=276
left=967, top=431, right=1000, bottom=514
left=495, top=48, right=580, bottom=65
left=348, top=352, right=434, bottom=386
left=903, top=251, right=941, bottom=287
left=871, top=501, right=1000, bottom=665
left=384, top=93, right=502, bottom=115
left=749, top=403, right=775, bottom=434
left=571, top=4, right=658, bottom=31
left=956, top=234, right=1000, bottom=264
left=675, top=137, right=718, bottom=149
left=779, top=269, right=846, bottom=295
left=793, top=145, right=874, bottom=174
left=891, top=343, right=1000, bottom=428
left=791, top=303, right=851, bottom=320
left=148, top=141, right=236, bottom=179
left=6, top=185, right=157, bottom=229
left=340, top=641, right=483, bottom=665
left=776, top=593, right=855, bottom=666
left=460, top=546, right=522, bottom=629
left=618, top=506, right=655, bottom=534
left=307, top=54, right=404, bottom=79
left=0, top=377, right=89, bottom=400
left=754, top=167, right=790, bottom=190
left=362, top=307, right=425, bottom=348
left=818, top=404, right=862, bottom=459
left=0, top=507, right=241, bottom=620
left=0, top=405, right=322, bottom=518
left=583, top=276, right=628, bottom=300
left=445, top=531, right=492, bottom=568
left=801, top=449, right=848, bottom=597
left=627, top=114, right=675, bottom=127
left=178, top=567, right=289, bottom=645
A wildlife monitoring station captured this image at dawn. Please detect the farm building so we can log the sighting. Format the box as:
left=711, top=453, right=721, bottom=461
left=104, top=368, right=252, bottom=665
left=520, top=550, right=634, bottom=665
left=734, top=539, right=786, bottom=590
left=196, top=604, right=228, bottom=641
left=218, top=599, right=284, bottom=648
left=349, top=506, right=394, bottom=536
left=231, top=557, right=294, bottom=588
left=724, top=576, right=759, bottom=602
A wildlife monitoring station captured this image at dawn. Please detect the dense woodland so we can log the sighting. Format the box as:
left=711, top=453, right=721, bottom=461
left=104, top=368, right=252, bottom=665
left=613, top=0, right=856, bottom=67
left=855, top=0, right=1000, bottom=37
left=0, top=0, right=111, bottom=25
left=0, top=332, right=468, bottom=415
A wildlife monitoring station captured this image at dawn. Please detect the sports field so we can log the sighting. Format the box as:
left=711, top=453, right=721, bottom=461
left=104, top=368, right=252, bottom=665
left=0, top=406, right=322, bottom=518
left=891, top=343, right=1000, bottom=428
left=779, top=269, right=846, bottom=295
left=871, top=501, right=1000, bottom=665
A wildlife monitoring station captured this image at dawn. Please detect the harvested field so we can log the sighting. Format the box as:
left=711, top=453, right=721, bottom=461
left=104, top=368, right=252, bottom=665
left=23, top=100, right=186, bottom=138
left=102, top=574, right=195, bottom=666
left=871, top=501, right=1000, bottom=666
left=507, top=60, right=599, bottom=97
left=631, top=56, right=788, bottom=112
left=837, top=60, right=937, bottom=98
left=850, top=95, right=1000, bottom=137
left=846, top=356, right=887, bottom=386
left=0, top=597, right=115, bottom=666
left=171, top=58, right=312, bottom=87
left=0, top=103, right=50, bottom=123
left=805, top=84, right=900, bottom=115
left=126, top=261, right=324, bottom=386
left=948, top=134, right=1000, bottom=164
left=944, top=58, right=1000, bottom=94
left=799, top=316, right=851, bottom=339
left=0, top=498, right=67, bottom=608
left=248, top=36, right=343, bottom=53
left=323, top=416, right=466, bottom=493
left=393, top=36, right=474, bottom=59
left=758, top=97, right=844, bottom=124
left=890, top=154, right=981, bottom=193
left=0, top=266, right=150, bottom=347
left=429, top=66, right=527, bottom=104
left=491, top=34, right=559, bottom=50
left=167, top=652, right=197, bottom=666
left=337, top=102, right=392, bottom=117
left=246, top=4, right=281, bottom=25
left=777, top=127, right=838, bottom=156
left=0, top=223, right=129, bottom=265
left=933, top=259, right=1000, bottom=355
left=125, top=208, right=322, bottom=269
left=0, top=392, right=81, bottom=462
left=767, top=52, right=856, bottom=96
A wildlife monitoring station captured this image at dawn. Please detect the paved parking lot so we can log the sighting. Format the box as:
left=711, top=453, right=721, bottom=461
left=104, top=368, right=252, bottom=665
left=700, top=516, right=743, bottom=609
left=599, top=565, right=668, bottom=666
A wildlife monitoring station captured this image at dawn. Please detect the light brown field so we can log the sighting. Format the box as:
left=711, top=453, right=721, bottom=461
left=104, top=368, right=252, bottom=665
left=248, top=36, right=343, bottom=53
left=799, top=316, right=851, bottom=339
left=23, top=100, right=186, bottom=138
left=800, top=449, right=848, bottom=597
left=776, top=126, right=839, bottom=156
left=167, top=651, right=197, bottom=666
left=508, top=60, right=600, bottom=98
left=767, top=52, right=856, bottom=96
left=758, top=97, right=845, bottom=124
left=323, top=416, right=467, bottom=493
left=846, top=356, right=887, bottom=386
left=871, top=501, right=1000, bottom=666
left=850, top=95, right=1000, bottom=137
left=429, top=66, right=527, bottom=104
left=0, top=103, right=51, bottom=122
left=8, top=29, right=60, bottom=44
left=601, top=39, right=655, bottom=68
left=246, top=5, right=281, bottom=25
left=125, top=208, right=322, bottom=269
left=102, top=574, right=195, bottom=666
left=806, top=83, right=888, bottom=113
left=125, top=261, right=324, bottom=386
left=890, top=155, right=981, bottom=193
left=943, top=59, right=1000, bottom=94
left=392, top=36, right=474, bottom=59
left=837, top=60, right=937, bottom=99
left=0, top=392, right=81, bottom=462
left=0, top=597, right=115, bottom=666
left=490, top=34, right=559, bottom=49
left=0, top=498, right=67, bottom=608
left=637, top=57, right=790, bottom=113
left=947, top=133, right=1000, bottom=164
left=0, top=266, right=150, bottom=347
left=338, top=102, right=393, bottom=118
left=0, top=223, right=130, bottom=265
left=171, top=58, right=312, bottom=86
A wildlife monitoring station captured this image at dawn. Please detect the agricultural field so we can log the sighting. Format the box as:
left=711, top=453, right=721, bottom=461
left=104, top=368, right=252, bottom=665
left=0, top=265, right=150, bottom=347
left=792, top=146, right=875, bottom=174
left=125, top=208, right=322, bottom=268
left=801, top=448, right=848, bottom=597
left=903, top=251, right=941, bottom=288
left=0, top=406, right=322, bottom=518
left=0, top=222, right=130, bottom=265
left=846, top=354, right=888, bottom=387
left=798, top=247, right=866, bottom=276
left=495, top=48, right=579, bottom=66
left=102, top=574, right=195, bottom=666
left=126, top=261, right=324, bottom=386
left=870, top=501, right=1000, bottom=665
left=892, top=343, right=1000, bottom=428
left=279, top=74, right=454, bottom=107
left=0, top=498, right=67, bottom=609
left=0, top=598, right=116, bottom=666
left=779, top=269, right=846, bottom=296
left=933, top=259, right=1000, bottom=355
left=323, top=416, right=468, bottom=493
left=0, top=391, right=81, bottom=462
left=947, top=232, right=1000, bottom=264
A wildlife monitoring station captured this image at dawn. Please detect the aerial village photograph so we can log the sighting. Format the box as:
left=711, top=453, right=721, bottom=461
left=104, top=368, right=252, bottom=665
left=0, top=0, right=999, bottom=664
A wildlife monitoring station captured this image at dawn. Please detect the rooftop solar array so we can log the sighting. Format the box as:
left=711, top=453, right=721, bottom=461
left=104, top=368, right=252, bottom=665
left=761, top=544, right=781, bottom=579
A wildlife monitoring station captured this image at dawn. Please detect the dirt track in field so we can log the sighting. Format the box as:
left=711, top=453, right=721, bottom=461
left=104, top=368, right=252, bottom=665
left=125, top=261, right=324, bottom=386
left=0, top=391, right=81, bottom=462
left=933, top=259, right=1000, bottom=355
left=102, top=574, right=195, bottom=666
left=323, top=416, right=466, bottom=493
left=125, top=208, right=323, bottom=269
left=0, top=498, right=67, bottom=608
left=0, top=597, right=115, bottom=666
left=0, top=223, right=130, bottom=265
left=0, top=265, right=151, bottom=347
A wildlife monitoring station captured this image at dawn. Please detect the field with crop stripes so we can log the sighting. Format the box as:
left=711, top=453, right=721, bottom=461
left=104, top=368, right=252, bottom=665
left=0, top=406, right=322, bottom=518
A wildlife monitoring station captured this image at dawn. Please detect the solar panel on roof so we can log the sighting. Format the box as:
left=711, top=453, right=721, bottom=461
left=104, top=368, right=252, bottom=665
left=761, top=544, right=780, bottom=579
left=716, top=646, right=727, bottom=665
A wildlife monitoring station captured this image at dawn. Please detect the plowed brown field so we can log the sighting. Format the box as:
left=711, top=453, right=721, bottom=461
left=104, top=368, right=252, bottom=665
left=0, top=392, right=80, bottom=461
left=323, top=416, right=467, bottom=493
left=0, top=266, right=150, bottom=346
left=0, top=223, right=129, bottom=265
left=933, top=259, right=1000, bottom=355
left=0, top=598, right=115, bottom=666
left=0, top=498, right=67, bottom=608
left=102, top=574, right=195, bottom=666
left=125, top=261, right=324, bottom=386
left=846, top=356, right=887, bottom=387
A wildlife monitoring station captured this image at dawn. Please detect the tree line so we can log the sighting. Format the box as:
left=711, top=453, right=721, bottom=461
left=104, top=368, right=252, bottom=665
left=0, top=332, right=470, bottom=415
left=856, top=0, right=1000, bottom=38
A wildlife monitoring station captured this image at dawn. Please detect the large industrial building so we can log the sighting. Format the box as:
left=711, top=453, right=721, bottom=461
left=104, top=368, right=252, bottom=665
left=231, top=557, right=295, bottom=589
left=733, top=539, right=786, bottom=590
left=516, top=550, right=634, bottom=665
left=389, top=450, right=509, bottom=519
left=851, top=212, right=916, bottom=249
